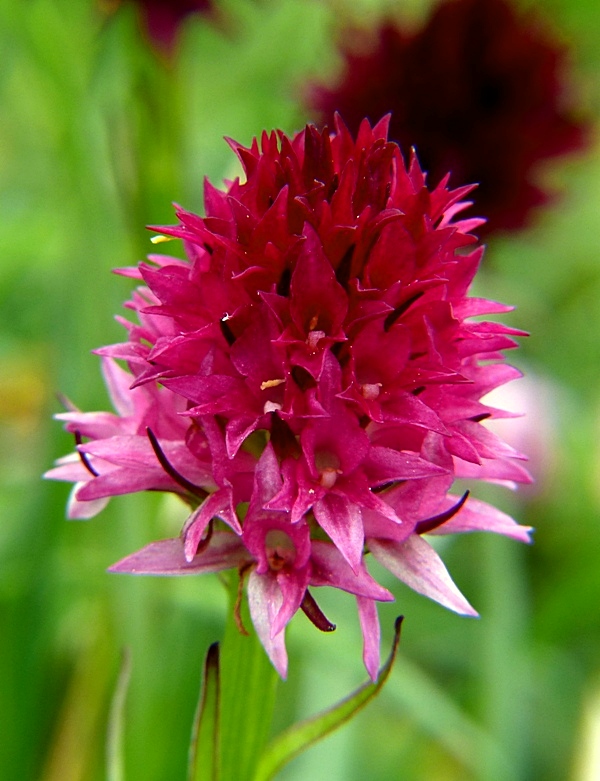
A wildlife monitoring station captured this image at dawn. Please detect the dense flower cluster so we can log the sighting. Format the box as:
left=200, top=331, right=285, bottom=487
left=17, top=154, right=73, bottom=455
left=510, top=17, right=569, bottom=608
left=47, top=117, right=532, bottom=678
left=308, top=0, right=587, bottom=235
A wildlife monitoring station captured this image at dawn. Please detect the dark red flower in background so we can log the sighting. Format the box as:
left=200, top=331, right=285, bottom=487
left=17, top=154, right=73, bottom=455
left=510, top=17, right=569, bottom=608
left=124, top=0, right=216, bottom=52
left=309, top=0, right=588, bottom=235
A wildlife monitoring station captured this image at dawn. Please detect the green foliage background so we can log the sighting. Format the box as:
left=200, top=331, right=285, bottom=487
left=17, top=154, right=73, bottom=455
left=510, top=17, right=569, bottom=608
left=1, top=1, right=599, bottom=779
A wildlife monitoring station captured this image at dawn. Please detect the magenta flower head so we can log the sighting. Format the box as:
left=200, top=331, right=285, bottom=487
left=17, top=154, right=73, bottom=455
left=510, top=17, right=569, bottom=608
left=308, top=0, right=588, bottom=235
left=47, top=116, right=532, bottom=679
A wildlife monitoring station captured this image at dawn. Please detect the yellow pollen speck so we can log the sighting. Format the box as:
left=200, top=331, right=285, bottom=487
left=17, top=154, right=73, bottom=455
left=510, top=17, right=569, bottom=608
left=150, top=234, right=175, bottom=244
left=308, top=315, right=319, bottom=331
left=260, top=378, right=285, bottom=390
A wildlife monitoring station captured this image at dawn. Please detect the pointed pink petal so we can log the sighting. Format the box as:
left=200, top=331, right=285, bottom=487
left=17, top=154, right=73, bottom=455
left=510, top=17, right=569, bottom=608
left=183, top=489, right=241, bottom=561
left=247, top=571, right=289, bottom=678
left=364, top=446, right=449, bottom=484
left=289, top=224, right=348, bottom=336
left=454, top=455, right=532, bottom=486
left=428, top=495, right=533, bottom=543
left=75, top=469, right=171, bottom=500
left=79, top=436, right=158, bottom=467
left=310, top=541, right=393, bottom=601
left=225, top=416, right=263, bottom=459
left=249, top=443, right=284, bottom=510
left=368, top=534, right=478, bottom=616
left=313, top=493, right=364, bottom=572
left=44, top=454, right=97, bottom=483
left=108, top=533, right=250, bottom=575
left=340, top=476, right=402, bottom=524
left=356, top=596, right=381, bottom=681
left=271, top=569, right=309, bottom=637
left=100, top=357, right=136, bottom=417
left=66, top=484, right=109, bottom=519
left=54, top=410, right=125, bottom=440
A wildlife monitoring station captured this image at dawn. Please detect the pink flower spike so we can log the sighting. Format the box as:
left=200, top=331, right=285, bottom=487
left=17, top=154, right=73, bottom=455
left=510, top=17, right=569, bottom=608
left=48, top=116, right=534, bottom=676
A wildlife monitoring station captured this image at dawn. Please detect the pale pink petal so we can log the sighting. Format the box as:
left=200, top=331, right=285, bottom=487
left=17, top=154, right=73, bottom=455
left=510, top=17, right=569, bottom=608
left=101, top=357, right=136, bottom=417
left=108, top=533, right=249, bottom=575
left=75, top=469, right=172, bottom=500
left=428, top=495, right=533, bottom=543
left=356, top=596, right=381, bottom=681
left=54, top=410, right=124, bottom=440
left=247, top=571, right=289, bottom=678
left=80, top=436, right=160, bottom=468
left=66, top=484, right=109, bottom=519
left=369, top=534, right=478, bottom=616
left=453, top=454, right=533, bottom=486
left=44, top=454, right=96, bottom=483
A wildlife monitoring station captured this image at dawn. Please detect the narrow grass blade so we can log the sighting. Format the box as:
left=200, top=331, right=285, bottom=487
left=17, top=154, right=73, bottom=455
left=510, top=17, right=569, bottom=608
left=253, top=616, right=404, bottom=781
left=106, top=648, right=131, bottom=781
left=188, top=642, right=221, bottom=781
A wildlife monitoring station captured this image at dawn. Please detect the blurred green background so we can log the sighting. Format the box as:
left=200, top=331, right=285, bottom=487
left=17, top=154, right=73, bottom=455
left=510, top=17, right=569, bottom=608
left=1, top=0, right=600, bottom=779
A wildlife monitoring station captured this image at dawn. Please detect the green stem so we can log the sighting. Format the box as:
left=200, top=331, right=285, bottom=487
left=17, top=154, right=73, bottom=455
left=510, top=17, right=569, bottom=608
left=218, top=572, right=279, bottom=781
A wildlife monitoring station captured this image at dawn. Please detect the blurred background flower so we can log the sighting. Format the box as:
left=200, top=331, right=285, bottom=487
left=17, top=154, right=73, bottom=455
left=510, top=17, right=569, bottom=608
left=308, top=0, right=590, bottom=235
left=104, top=0, right=219, bottom=53
left=1, top=0, right=599, bottom=780
left=482, top=373, right=561, bottom=495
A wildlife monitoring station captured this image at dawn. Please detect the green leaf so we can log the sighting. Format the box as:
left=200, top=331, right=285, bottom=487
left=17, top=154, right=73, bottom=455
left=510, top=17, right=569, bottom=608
left=219, top=573, right=279, bottom=781
left=106, top=648, right=131, bottom=781
left=188, top=642, right=221, bottom=781
left=253, top=616, right=404, bottom=781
